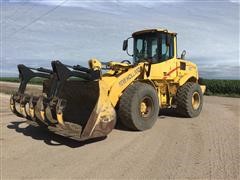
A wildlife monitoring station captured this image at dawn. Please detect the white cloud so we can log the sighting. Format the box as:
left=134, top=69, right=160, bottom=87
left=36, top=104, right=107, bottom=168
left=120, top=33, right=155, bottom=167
left=229, top=0, right=240, bottom=3
left=3, top=0, right=240, bottom=79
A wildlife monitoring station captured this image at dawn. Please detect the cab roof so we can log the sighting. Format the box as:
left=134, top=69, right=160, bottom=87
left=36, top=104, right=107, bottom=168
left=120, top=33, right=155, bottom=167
left=132, top=28, right=177, bottom=36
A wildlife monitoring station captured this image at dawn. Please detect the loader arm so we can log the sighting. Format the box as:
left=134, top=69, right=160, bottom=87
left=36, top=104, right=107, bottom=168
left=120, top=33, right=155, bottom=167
left=108, top=63, right=144, bottom=107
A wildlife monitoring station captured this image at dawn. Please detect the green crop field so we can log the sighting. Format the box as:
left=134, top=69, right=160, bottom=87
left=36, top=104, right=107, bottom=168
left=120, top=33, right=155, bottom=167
left=200, top=79, right=240, bottom=97
left=0, top=77, right=44, bottom=85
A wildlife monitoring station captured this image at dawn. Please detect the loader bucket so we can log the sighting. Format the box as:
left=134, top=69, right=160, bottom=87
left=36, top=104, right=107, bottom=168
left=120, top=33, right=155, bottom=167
left=47, top=80, right=116, bottom=141
left=81, top=81, right=117, bottom=140
left=10, top=60, right=116, bottom=141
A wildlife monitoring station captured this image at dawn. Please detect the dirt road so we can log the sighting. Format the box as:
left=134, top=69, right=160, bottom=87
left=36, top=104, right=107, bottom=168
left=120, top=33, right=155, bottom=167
left=1, top=93, right=239, bottom=179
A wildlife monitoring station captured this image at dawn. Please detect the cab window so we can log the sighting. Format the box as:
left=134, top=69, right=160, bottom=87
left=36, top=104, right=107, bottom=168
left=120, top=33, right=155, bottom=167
left=134, top=33, right=158, bottom=63
left=160, top=33, right=174, bottom=61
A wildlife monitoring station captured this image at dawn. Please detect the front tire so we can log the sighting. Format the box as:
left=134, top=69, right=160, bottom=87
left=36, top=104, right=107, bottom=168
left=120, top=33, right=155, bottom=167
left=118, top=82, right=159, bottom=131
left=176, top=82, right=203, bottom=117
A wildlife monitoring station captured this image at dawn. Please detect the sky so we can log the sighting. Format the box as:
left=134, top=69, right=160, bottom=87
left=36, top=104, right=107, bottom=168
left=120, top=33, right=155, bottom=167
left=1, top=0, right=239, bottom=79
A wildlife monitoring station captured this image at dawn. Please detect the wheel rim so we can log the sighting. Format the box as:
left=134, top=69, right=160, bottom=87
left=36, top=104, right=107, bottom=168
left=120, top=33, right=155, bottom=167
left=192, top=92, right=200, bottom=110
left=139, top=97, right=153, bottom=118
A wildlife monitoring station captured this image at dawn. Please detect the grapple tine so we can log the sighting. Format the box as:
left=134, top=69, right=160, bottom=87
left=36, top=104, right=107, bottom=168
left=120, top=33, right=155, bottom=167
left=25, top=102, right=31, bottom=117
left=45, top=99, right=58, bottom=124
left=10, top=94, right=24, bottom=117
left=19, top=104, right=27, bottom=117
left=19, top=95, right=29, bottom=118
left=56, top=98, right=67, bottom=126
left=34, top=96, right=48, bottom=125
left=29, top=95, right=35, bottom=118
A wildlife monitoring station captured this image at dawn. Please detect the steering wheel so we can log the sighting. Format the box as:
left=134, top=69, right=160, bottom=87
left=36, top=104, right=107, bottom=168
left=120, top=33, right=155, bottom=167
left=121, top=60, right=131, bottom=65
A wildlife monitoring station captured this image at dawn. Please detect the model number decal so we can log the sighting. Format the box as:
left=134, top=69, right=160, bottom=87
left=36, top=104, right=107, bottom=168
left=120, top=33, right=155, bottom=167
left=119, top=67, right=141, bottom=86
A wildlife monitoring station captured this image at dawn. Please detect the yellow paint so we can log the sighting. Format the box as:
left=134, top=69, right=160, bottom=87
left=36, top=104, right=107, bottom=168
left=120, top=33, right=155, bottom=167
left=57, top=113, right=64, bottom=125
left=40, top=110, right=45, bottom=121
left=29, top=108, right=34, bottom=118
left=10, top=104, right=14, bottom=112
left=140, top=102, right=147, bottom=114
left=192, top=92, right=200, bottom=110
left=200, top=85, right=206, bottom=94
left=20, top=106, right=26, bottom=117
left=108, top=64, right=144, bottom=106
left=88, top=58, right=102, bottom=71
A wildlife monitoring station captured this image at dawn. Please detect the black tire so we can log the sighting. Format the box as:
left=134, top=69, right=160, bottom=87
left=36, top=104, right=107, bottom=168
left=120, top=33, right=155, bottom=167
left=176, top=82, right=203, bottom=118
left=118, top=82, right=159, bottom=131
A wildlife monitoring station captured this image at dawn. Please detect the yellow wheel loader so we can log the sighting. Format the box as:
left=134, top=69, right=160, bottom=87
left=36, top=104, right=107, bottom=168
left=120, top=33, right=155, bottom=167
left=10, top=28, right=206, bottom=141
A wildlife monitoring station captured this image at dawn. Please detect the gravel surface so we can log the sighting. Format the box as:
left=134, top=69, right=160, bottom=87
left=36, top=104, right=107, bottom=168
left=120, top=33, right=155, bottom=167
left=0, top=92, right=239, bottom=179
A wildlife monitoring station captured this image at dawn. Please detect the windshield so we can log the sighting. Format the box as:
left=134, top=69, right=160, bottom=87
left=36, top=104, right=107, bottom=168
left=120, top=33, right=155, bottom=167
left=133, top=33, right=158, bottom=63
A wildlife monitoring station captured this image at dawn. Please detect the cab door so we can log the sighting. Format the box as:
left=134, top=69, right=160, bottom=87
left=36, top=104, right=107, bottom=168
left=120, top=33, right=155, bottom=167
left=149, top=33, right=177, bottom=80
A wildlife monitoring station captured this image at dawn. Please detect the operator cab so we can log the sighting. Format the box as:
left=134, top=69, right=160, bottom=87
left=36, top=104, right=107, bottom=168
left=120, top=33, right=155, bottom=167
left=123, top=29, right=177, bottom=64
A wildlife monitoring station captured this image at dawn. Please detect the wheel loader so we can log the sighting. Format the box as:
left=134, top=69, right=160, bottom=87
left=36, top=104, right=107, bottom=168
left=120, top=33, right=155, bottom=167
left=10, top=28, right=206, bottom=141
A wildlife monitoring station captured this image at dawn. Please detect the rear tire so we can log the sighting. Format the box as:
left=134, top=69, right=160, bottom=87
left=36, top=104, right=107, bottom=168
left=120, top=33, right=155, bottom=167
left=118, top=82, right=159, bottom=131
left=176, top=82, right=203, bottom=117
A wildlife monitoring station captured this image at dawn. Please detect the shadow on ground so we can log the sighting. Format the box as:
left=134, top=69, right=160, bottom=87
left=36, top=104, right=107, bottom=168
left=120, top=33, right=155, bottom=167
left=159, top=108, right=183, bottom=118
left=7, top=109, right=183, bottom=147
left=115, top=108, right=183, bottom=131
left=7, top=121, right=106, bottom=148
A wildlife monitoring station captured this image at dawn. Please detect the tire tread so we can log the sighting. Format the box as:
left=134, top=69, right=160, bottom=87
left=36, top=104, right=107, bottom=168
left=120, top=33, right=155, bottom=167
left=176, top=82, right=203, bottom=117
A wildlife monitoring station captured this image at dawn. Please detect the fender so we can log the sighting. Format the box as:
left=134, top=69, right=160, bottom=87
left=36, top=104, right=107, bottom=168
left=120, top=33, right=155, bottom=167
left=178, top=74, right=198, bottom=86
left=108, top=64, right=144, bottom=106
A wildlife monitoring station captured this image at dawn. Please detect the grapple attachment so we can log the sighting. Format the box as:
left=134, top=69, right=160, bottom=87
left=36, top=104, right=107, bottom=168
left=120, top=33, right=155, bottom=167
left=10, top=60, right=116, bottom=141
left=10, top=64, right=52, bottom=120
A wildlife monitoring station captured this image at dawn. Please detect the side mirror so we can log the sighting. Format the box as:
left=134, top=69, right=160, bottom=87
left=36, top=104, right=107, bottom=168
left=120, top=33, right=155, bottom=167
left=166, top=34, right=171, bottom=46
left=122, top=40, right=128, bottom=51
left=181, top=50, right=186, bottom=59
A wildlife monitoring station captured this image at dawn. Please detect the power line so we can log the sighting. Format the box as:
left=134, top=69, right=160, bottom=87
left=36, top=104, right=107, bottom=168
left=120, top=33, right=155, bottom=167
left=7, top=0, right=69, bottom=38
left=6, top=3, right=40, bottom=31
left=6, top=1, right=47, bottom=33
left=6, top=1, right=46, bottom=32
left=5, top=1, right=30, bottom=19
left=6, top=3, right=39, bottom=23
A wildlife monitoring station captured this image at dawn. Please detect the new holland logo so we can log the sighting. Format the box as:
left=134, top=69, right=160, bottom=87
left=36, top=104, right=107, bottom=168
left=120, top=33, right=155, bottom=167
left=119, top=67, right=141, bottom=86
